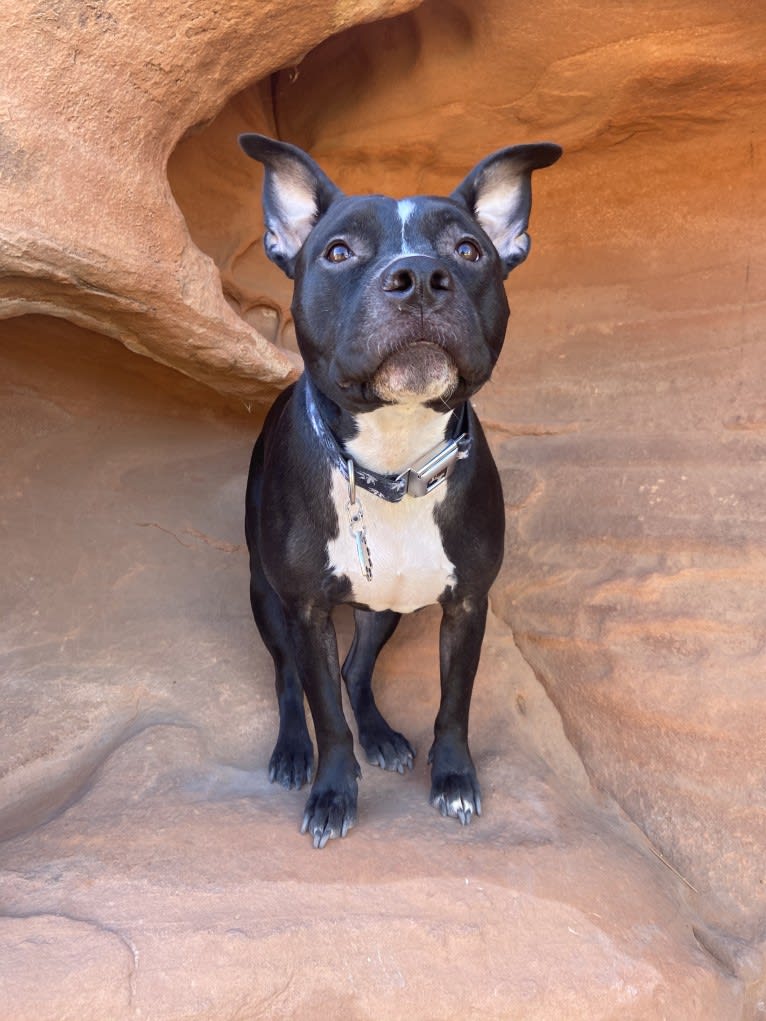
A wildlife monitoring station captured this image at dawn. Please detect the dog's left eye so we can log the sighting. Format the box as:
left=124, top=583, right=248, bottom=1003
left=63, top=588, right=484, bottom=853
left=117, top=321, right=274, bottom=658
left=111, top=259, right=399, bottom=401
left=455, top=240, right=481, bottom=262
left=325, top=242, right=353, bottom=263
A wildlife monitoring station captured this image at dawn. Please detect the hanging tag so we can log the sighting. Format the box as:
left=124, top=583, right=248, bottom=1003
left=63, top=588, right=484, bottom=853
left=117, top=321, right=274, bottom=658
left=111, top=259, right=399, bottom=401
left=348, top=501, right=373, bottom=581
left=346, top=459, right=373, bottom=581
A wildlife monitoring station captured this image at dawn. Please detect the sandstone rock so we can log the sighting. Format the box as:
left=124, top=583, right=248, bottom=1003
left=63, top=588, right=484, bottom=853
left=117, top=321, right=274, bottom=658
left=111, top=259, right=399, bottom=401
left=3, top=0, right=766, bottom=1014
left=0, top=915, right=133, bottom=1021
left=0, top=316, right=745, bottom=1018
left=169, top=0, right=766, bottom=953
left=0, top=0, right=418, bottom=398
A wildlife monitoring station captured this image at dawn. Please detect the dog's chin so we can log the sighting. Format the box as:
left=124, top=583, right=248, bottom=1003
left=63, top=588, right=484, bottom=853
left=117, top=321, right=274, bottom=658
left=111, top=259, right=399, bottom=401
left=370, top=343, right=459, bottom=405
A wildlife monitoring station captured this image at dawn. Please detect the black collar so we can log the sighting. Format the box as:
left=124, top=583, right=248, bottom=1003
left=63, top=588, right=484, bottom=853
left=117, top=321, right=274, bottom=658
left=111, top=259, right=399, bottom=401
left=304, top=378, right=472, bottom=503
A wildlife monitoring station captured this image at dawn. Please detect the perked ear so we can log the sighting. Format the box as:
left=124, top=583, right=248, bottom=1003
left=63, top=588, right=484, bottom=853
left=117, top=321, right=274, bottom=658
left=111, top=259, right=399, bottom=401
left=451, top=143, right=562, bottom=276
left=238, top=134, right=342, bottom=278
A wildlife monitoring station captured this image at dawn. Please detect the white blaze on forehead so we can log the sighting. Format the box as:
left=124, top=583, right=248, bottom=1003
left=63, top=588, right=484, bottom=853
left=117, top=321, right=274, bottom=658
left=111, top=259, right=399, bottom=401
left=396, top=198, right=417, bottom=254
left=397, top=198, right=416, bottom=223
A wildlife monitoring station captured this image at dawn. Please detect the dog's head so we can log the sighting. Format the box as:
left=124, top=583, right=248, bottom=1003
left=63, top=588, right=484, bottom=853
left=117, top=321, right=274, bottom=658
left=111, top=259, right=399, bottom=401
left=239, top=135, right=561, bottom=413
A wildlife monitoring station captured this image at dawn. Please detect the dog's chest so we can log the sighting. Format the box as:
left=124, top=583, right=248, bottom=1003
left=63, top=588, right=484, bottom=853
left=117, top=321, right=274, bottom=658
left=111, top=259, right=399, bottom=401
left=325, top=404, right=456, bottom=614
left=326, top=471, right=454, bottom=613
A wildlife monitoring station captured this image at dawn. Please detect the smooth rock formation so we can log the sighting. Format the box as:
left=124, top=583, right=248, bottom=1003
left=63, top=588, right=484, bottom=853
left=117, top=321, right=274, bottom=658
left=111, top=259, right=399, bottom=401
left=3, top=0, right=766, bottom=1015
left=0, top=0, right=418, bottom=397
left=169, top=0, right=766, bottom=954
left=0, top=317, right=745, bottom=1019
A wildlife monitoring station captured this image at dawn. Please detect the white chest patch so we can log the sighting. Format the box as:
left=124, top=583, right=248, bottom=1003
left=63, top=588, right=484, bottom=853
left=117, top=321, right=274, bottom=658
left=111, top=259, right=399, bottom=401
left=326, top=469, right=455, bottom=613
left=325, top=402, right=457, bottom=613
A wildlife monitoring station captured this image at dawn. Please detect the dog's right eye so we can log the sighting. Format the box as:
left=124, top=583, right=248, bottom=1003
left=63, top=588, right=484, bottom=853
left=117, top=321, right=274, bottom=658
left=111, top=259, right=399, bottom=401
left=325, top=242, right=352, bottom=263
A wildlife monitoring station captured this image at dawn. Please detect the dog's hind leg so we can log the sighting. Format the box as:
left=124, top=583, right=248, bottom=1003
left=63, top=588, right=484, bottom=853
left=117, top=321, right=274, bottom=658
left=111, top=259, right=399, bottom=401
left=342, top=609, right=414, bottom=772
left=246, top=439, right=314, bottom=790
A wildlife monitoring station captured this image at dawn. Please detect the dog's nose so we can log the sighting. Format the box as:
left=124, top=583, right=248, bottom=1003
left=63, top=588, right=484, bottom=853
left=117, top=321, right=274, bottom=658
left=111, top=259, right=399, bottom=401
left=381, top=256, right=453, bottom=304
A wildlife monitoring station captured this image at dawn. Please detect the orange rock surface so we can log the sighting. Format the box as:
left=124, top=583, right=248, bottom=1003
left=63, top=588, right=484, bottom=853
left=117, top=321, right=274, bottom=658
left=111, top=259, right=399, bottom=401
left=2, top=0, right=766, bottom=1016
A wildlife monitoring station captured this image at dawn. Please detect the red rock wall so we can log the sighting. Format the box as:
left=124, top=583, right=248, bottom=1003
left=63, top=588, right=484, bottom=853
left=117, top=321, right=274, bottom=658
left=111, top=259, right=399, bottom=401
left=3, top=0, right=766, bottom=968
left=0, top=0, right=420, bottom=397
left=170, top=0, right=766, bottom=941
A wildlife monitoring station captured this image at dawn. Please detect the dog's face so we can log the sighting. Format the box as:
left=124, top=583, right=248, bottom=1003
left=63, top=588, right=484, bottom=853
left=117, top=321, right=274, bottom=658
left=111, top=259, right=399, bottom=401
left=239, top=136, right=561, bottom=413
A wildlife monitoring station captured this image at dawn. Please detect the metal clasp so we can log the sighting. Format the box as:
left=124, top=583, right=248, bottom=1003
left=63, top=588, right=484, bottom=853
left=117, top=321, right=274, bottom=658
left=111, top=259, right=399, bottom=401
left=400, top=438, right=462, bottom=498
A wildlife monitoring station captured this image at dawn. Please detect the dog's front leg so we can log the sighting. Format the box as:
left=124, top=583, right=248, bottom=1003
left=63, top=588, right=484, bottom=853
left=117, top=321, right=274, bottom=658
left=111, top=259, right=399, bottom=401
left=429, top=593, right=488, bottom=825
left=286, top=603, right=361, bottom=848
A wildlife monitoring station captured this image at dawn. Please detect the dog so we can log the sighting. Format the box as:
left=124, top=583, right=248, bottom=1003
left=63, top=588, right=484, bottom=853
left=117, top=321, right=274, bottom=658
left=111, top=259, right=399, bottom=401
left=239, top=133, right=561, bottom=847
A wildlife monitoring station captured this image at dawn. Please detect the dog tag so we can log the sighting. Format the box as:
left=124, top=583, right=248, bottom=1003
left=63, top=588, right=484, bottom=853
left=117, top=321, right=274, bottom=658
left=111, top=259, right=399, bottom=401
left=345, top=458, right=373, bottom=582
left=347, top=499, right=373, bottom=582
left=347, top=459, right=373, bottom=579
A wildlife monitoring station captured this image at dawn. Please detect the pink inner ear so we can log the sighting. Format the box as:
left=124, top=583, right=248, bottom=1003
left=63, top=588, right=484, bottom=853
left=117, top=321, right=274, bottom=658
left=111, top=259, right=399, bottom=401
left=474, top=174, right=526, bottom=255
left=268, top=171, right=320, bottom=260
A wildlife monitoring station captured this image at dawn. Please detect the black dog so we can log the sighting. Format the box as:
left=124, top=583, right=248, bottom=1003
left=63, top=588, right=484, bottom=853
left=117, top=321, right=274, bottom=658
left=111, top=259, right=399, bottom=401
left=240, top=134, right=561, bottom=847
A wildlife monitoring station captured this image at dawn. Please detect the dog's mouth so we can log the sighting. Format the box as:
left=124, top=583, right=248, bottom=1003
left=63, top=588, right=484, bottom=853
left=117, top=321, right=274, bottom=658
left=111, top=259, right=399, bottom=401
left=370, top=342, right=459, bottom=404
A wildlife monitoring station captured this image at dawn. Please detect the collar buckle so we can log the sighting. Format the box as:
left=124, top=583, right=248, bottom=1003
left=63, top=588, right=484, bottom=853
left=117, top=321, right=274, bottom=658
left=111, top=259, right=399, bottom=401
left=400, top=436, right=467, bottom=497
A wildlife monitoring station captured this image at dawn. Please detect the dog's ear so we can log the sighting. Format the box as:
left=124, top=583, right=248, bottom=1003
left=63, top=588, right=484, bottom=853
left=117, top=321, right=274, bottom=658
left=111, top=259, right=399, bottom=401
left=239, top=134, right=342, bottom=278
left=452, top=143, right=562, bottom=277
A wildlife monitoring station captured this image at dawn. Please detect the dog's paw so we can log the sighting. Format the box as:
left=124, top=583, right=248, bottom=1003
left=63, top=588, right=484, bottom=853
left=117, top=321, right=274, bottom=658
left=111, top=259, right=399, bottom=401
left=301, top=776, right=359, bottom=849
left=268, top=732, right=314, bottom=790
left=360, top=723, right=415, bottom=774
left=430, top=769, right=482, bottom=826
